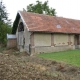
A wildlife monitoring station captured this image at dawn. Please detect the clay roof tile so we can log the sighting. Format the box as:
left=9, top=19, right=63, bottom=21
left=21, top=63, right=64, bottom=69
left=20, top=11, right=80, bottom=34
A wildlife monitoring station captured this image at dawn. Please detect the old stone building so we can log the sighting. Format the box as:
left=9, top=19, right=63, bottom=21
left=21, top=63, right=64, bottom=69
left=12, top=11, right=80, bottom=54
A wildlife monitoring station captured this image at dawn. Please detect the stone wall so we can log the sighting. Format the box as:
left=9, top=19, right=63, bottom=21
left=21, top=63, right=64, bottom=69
left=30, top=33, right=75, bottom=54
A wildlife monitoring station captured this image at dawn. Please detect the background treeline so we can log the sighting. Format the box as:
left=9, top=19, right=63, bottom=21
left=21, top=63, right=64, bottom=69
left=0, top=1, right=12, bottom=46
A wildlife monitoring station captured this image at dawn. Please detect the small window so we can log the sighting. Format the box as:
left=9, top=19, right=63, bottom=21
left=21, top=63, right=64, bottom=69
left=56, top=25, right=61, bottom=28
left=18, top=22, right=24, bottom=32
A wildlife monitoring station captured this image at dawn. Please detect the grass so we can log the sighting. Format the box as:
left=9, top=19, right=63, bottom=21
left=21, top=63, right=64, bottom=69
left=37, top=49, right=80, bottom=67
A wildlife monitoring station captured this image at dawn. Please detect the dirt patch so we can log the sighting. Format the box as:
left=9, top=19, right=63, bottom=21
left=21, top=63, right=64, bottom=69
left=0, top=49, right=80, bottom=80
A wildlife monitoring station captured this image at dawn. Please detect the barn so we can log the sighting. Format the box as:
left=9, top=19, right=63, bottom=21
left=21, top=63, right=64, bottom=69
left=12, top=11, right=80, bottom=54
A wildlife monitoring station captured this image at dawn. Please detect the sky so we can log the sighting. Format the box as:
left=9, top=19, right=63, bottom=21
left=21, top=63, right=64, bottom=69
left=2, top=0, right=80, bottom=23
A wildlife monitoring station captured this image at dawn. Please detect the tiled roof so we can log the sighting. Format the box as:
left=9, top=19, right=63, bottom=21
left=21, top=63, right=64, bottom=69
left=20, top=11, right=80, bottom=34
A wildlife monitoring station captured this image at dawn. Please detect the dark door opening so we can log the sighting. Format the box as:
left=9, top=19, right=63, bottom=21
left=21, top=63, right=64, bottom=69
left=75, top=35, right=79, bottom=49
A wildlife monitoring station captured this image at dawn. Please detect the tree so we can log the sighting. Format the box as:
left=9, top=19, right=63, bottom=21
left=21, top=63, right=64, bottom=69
left=0, top=22, right=11, bottom=44
left=26, top=0, right=56, bottom=16
left=0, top=1, right=12, bottom=44
left=0, top=1, right=8, bottom=22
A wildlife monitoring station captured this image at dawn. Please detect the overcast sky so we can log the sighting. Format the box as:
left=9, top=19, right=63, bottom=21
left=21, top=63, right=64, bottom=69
left=2, top=0, right=80, bottom=23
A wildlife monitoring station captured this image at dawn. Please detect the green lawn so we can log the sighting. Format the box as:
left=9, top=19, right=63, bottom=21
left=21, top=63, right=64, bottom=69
left=37, top=50, right=80, bottom=67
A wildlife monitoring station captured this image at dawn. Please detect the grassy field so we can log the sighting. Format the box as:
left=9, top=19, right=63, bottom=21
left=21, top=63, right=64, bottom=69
left=38, top=50, right=80, bottom=67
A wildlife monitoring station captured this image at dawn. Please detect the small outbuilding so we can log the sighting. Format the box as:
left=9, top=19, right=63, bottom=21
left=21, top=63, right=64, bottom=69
left=12, top=11, right=80, bottom=55
left=7, top=34, right=17, bottom=49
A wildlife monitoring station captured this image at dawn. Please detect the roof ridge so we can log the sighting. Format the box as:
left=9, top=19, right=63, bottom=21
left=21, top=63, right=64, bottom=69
left=19, top=11, right=80, bottom=21
left=19, top=11, right=56, bottom=18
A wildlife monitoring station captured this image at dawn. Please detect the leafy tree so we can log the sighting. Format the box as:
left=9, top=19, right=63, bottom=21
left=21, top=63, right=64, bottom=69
left=0, top=1, right=12, bottom=44
left=0, top=1, right=8, bottom=22
left=26, top=0, right=56, bottom=16
left=0, top=22, right=11, bottom=44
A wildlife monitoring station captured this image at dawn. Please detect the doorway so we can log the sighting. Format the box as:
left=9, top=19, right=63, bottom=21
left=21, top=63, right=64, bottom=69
left=75, top=35, right=79, bottom=49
